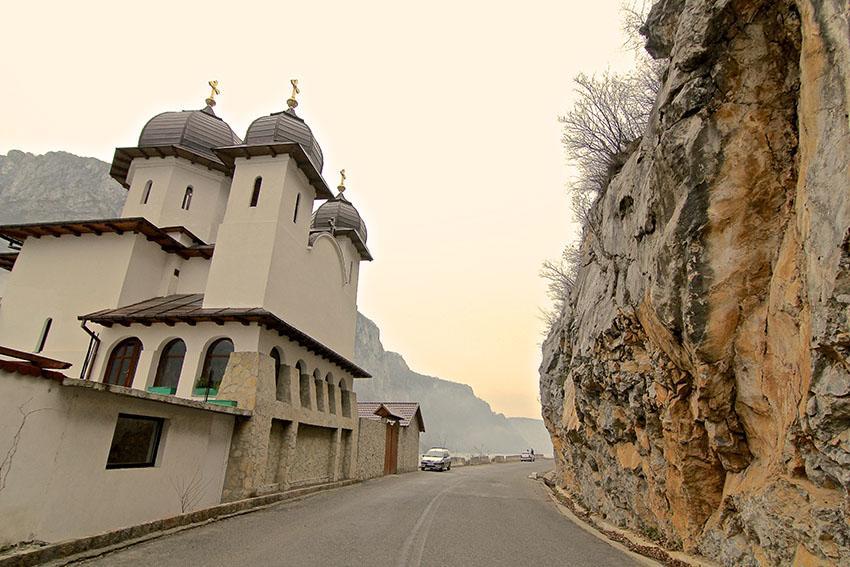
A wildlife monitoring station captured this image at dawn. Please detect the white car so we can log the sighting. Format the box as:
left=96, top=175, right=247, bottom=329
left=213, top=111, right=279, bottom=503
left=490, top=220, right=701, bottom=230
left=520, top=450, right=536, bottom=462
left=420, top=448, right=452, bottom=471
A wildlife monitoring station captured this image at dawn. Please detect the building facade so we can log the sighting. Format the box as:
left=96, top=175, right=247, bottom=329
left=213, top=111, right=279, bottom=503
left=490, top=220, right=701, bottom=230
left=356, top=402, right=424, bottom=479
left=0, top=85, right=375, bottom=545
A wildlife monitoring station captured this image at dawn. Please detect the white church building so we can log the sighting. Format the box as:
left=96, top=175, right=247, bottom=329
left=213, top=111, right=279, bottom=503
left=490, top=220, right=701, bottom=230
left=0, top=83, right=377, bottom=546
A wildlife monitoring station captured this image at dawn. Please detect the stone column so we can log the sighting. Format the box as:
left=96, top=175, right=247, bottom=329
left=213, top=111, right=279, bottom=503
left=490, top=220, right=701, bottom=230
left=278, top=421, right=299, bottom=491
left=328, top=384, right=339, bottom=415
left=175, top=348, right=200, bottom=398
left=218, top=352, right=275, bottom=501
left=331, top=427, right=342, bottom=481
left=283, top=366, right=298, bottom=404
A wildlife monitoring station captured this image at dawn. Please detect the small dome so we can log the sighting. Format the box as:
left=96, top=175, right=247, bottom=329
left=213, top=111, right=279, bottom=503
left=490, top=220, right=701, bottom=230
left=244, top=108, right=324, bottom=172
left=138, top=106, right=242, bottom=161
left=311, top=193, right=367, bottom=243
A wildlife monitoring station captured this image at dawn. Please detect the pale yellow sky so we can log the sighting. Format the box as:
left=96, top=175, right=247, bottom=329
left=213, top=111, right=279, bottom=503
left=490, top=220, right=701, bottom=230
left=1, top=1, right=637, bottom=418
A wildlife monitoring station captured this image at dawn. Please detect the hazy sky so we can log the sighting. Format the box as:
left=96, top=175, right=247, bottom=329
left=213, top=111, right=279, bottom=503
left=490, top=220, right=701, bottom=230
left=1, top=1, right=638, bottom=418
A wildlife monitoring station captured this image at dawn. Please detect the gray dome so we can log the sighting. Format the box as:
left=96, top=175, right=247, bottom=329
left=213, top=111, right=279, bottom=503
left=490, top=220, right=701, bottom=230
left=138, top=106, right=242, bottom=161
left=311, top=194, right=367, bottom=243
left=244, top=109, right=324, bottom=172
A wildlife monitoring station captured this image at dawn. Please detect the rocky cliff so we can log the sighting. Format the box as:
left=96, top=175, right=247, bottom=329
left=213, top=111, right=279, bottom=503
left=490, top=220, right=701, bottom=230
left=539, top=0, right=850, bottom=564
left=0, top=150, right=124, bottom=223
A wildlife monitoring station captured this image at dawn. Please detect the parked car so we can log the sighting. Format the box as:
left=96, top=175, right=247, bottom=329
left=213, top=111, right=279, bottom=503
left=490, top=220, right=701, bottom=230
left=420, top=448, right=451, bottom=471
left=520, top=449, right=535, bottom=462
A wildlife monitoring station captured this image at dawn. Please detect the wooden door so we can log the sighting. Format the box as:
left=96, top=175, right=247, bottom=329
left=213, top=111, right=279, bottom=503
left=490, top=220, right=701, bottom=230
left=384, top=421, right=399, bottom=475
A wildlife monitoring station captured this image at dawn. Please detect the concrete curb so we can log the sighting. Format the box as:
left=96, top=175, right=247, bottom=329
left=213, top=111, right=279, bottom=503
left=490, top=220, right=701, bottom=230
left=0, top=479, right=359, bottom=567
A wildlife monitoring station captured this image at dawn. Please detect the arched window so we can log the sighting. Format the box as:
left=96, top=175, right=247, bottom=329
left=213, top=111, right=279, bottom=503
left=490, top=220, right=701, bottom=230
left=250, top=177, right=262, bottom=207
left=270, top=348, right=282, bottom=387
left=104, top=338, right=143, bottom=387
left=313, top=369, right=325, bottom=411
left=292, top=193, right=301, bottom=223
left=35, top=318, right=52, bottom=353
left=195, top=338, right=234, bottom=394
left=182, top=186, right=193, bottom=210
left=152, top=339, right=186, bottom=392
left=326, top=372, right=336, bottom=414
left=141, top=180, right=153, bottom=204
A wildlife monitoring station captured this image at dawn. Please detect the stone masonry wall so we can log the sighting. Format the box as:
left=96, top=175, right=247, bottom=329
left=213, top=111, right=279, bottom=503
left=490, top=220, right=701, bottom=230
left=397, top=423, right=421, bottom=474
left=357, top=417, right=387, bottom=480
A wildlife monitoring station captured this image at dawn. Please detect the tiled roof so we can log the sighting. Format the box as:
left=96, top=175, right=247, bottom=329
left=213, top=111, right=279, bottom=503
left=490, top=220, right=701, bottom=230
left=0, top=345, right=70, bottom=381
left=357, top=401, right=425, bottom=432
left=80, top=294, right=371, bottom=379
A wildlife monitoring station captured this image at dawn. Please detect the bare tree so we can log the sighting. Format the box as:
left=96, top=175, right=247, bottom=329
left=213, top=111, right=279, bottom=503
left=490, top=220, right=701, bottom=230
left=559, top=71, right=655, bottom=199
left=170, top=468, right=210, bottom=514
left=540, top=1, right=664, bottom=330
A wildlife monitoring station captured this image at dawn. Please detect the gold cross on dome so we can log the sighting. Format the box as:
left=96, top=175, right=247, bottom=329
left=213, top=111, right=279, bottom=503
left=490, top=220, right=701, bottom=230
left=338, top=169, right=346, bottom=192
left=206, top=80, right=221, bottom=107
left=287, top=79, right=300, bottom=109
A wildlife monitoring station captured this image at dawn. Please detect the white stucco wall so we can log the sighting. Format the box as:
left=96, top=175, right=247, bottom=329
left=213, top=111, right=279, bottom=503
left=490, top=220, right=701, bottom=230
left=0, top=370, right=234, bottom=547
left=204, top=155, right=362, bottom=359
left=123, top=158, right=231, bottom=244
left=0, top=234, right=207, bottom=375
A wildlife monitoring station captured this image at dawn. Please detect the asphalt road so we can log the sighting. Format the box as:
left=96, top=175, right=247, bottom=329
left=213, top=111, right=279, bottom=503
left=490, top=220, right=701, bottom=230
left=79, top=462, right=639, bottom=567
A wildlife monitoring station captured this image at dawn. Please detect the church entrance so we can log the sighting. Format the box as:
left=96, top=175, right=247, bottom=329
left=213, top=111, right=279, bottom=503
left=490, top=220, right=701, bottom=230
left=384, top=421, right=399, bottom=475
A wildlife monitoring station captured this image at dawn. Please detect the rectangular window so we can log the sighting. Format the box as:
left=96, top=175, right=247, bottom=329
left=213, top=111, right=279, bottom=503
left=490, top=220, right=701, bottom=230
left=106, top=414, right=165, bottom=469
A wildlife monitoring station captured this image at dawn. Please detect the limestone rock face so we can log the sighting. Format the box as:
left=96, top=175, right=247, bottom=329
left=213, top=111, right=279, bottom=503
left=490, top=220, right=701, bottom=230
left=539, top=1, right=850, bottom=564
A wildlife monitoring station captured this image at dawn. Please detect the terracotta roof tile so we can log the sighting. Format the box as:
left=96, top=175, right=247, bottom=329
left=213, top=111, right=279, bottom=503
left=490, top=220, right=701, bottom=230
left=357, top=401, right=424, bottom=431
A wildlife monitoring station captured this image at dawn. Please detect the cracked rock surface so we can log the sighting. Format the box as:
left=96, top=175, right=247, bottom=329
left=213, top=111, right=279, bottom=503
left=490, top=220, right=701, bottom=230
left=539, top=0, right=850, bottom=564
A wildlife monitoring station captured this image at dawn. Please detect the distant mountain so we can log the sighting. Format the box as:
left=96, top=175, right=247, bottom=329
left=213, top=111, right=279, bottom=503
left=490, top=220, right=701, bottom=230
left=353, top=313, right=552, bottom=454
left=0, top=149, right=552, bottom=455
left=0, top=150, right=124, bottom=224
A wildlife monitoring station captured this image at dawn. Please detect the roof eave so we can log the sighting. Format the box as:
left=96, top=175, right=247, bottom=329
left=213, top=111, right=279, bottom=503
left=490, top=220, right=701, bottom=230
left=214, top=143, right=334, bottom=200
left=0, top=217, right=213, bottom=260
left=111, top=145, right=231, bottom=188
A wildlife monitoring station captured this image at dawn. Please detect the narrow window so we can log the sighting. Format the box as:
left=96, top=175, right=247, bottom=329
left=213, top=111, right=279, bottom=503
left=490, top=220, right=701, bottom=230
left=182, top=186, right=193, bottom=210
left=293, top=193, right=301, bottom=223
left=314, top=369, right=325, bottom=412
left=326, top=373, right=336, bottom=415
left=152, top=339, right=187, bottom=393
left=194, top=338, right=234, bottom=396
left=141, top=180, right=153, bottom=204
left=106, top=414, right=164, bottom=469
left=104, top=338, right=143, bottom=387
left=35, top=318, right=52, bottom=353
left=250, top=177, right=262, bottom=207
left=270, top=348, right=282, bottom=387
